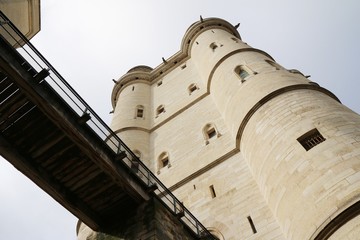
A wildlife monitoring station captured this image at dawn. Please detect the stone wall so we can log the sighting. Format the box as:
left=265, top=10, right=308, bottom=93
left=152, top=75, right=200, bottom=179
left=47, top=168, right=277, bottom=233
left=0, top=0, right=40, bottom=45
left=110, top=17, right=360, bottom=239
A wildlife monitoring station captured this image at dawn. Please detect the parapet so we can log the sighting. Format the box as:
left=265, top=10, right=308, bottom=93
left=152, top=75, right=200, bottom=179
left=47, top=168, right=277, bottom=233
left=111, top=17, right=240, bottom=108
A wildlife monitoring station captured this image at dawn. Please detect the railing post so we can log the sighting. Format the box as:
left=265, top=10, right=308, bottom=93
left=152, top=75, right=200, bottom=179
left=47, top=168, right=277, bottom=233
left=117, top=141, right=121, bottom=155
left=196, top=220, right=199, bottom=236
left=173, top=198, right=177, bottom=213
left=147, top=170, right=151, bottom=186
left=0, top=20, right=9, bottom=26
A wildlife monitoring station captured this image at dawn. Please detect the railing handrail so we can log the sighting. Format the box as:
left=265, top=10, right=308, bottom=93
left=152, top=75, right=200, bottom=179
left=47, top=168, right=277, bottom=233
left=0, top=11, right=214, bottom=239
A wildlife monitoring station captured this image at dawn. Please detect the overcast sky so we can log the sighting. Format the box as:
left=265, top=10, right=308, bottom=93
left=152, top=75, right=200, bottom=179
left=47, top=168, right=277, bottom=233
left=1, top=0, right=360, bottom=239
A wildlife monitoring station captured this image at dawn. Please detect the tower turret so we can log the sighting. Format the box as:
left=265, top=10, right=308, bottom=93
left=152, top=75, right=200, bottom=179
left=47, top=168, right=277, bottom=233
left=188, top=18, right=360, bottom=239
left=109, top=17, right=360, bottom=239
left=111, top=65, right=152, bottom=169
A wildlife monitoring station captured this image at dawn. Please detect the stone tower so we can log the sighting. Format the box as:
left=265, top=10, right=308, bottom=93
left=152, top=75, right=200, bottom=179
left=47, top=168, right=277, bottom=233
left=108, top=17, right=360, bottom=239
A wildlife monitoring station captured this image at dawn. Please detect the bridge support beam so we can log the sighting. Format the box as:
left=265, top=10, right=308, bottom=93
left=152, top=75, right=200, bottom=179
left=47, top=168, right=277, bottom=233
left=77, top=197, right=197, bottom=240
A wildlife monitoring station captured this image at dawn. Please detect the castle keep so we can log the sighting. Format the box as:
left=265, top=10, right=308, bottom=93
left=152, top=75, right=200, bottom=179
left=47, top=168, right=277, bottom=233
left=107, top=17, right=360, bottom=239
left=1, top=2, right=359, bottom=238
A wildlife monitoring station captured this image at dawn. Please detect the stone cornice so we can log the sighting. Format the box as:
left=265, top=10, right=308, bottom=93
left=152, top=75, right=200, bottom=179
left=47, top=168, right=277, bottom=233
left=111, top=17, right=240, bottom=108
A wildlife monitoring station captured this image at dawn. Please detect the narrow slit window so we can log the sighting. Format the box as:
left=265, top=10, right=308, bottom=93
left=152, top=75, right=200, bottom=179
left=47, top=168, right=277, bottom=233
left=157, top=80, right=162, bottom=86
left=297, top=128, right=326, bottom=151
left=209, top=185, right=216, bottom=198
left=247, top=216, right=257, bottom=234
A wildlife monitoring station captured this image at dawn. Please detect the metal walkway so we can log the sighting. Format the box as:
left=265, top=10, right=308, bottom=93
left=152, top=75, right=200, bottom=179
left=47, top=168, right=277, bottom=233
left=0, top=11, right=213, bottom=239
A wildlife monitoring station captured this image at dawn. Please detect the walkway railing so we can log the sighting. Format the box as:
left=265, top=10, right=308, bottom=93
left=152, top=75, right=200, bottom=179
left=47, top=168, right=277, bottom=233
left=0, top=11, right=214, bottom=239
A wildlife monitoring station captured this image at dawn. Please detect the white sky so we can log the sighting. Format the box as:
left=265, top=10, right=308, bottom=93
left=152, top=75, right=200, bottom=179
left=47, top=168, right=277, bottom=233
left=0, top=0, right=359, bottom=239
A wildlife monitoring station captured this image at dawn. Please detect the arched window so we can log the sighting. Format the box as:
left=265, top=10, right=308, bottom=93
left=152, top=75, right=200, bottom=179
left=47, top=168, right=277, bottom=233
left=188, top=83, right=199, bottom=95
left=133, top=150, right=141, bottom=159
left=234, top=65, right=250, bottom=83
left=156, top=104, right=165, bottom=117
left=288, top=69, right=307, bottom=77
left=210, top=42, right=218, bottom=51
left=157, top=152, right=171, bottom=173
left=231, top=37, right=239, bottom=43
left=135, top=105, right=144, bottom=118
left=265, top=59, right=282, bottom=70
left=204, top=228, right=224, bottom=240
left=203, top=123, right=220, bottom=145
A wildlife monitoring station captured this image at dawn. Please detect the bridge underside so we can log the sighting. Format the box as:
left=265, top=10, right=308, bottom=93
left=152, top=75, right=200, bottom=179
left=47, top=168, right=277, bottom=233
left=0, top=35, right=150, bottom=231
left=0, top=10, right=215, bottom=237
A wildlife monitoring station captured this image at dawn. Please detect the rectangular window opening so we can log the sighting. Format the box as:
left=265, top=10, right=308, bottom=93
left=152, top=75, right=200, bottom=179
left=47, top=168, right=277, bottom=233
left=207, top=128, right=217, bottom=139
left=297, top=128, right=326, bottom=151
left=239, top=69, right=249, bottom=79
left=137, top=109, right=144, bottom=118
left=189, top=85, right=197, bottom=92
left=247, top=216, right=257, bottom=234
left=162, top=158, right=169, bottom=168
left=209, top=185, right=216, bottom=198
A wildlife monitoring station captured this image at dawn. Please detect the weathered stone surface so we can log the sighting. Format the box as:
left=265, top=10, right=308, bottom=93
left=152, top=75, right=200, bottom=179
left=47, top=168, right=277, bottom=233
left=104, top=17, right=360, bottom=240
left=0, top=0, right=40, bottom=46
